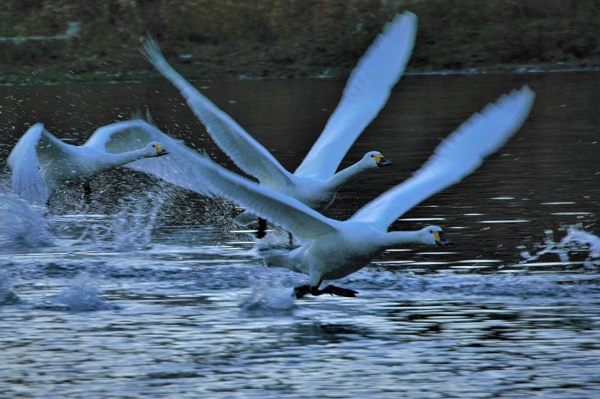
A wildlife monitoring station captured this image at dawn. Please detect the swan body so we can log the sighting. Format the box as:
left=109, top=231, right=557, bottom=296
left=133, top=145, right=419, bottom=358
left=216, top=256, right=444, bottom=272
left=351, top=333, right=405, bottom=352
left=141, top=12, right=416, bottom=220
left=7, top=119, right=205, bottom=206
left=148, top=86, right=535, bottom=297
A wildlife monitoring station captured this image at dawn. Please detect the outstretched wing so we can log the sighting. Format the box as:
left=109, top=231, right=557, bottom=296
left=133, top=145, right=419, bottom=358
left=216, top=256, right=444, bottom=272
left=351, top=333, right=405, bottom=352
left=181, top=152, right=340, bottom=242
left=294, top=12, right=417, bottom=179
left=84, top=119, right=169, bottom=153
left=350, top=86, right=535, bottom=230
left=7, top=123, right=66, bottom=206
left=86, top=119, right=214, bottom=197
left=141, top=37, right=293, bottom=188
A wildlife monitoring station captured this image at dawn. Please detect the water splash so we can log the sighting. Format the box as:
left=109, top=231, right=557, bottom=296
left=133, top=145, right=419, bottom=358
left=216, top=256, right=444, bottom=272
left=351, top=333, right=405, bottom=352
left=238, top=284, right=297, bottom=314
left=560, top=227, right=600, bottom=259
left=54, top=273, right=113, bottom=311
left=0, top=272, right=20, bottom=305
left=252, top=228, right=299, bottom=254
left=107, top=191, right=167, bottom=251
left=58, top=185, right=173, bottom=252
left=520, top=225, right=600, bottom=267
left=0, top=192, right=53, bottom=248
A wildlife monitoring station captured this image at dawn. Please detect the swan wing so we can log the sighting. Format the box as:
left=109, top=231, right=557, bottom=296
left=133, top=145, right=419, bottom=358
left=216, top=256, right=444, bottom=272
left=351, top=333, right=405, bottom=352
left=186, top=153, right=339, bottom=241
left=7, top=123, right=68, bottom=205
left=350, top=86, right=535, bottom=230
left=142, top=38, right=293, bottom=187
left=294, top=12, right=417, bottom=178
left=84, top=119, right=176, bottom=153
left=86, top=119, right=214, bottom=196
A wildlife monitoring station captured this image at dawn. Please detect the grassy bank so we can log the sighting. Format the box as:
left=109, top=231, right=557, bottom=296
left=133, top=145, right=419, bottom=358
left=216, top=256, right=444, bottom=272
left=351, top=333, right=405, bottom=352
left=1, top=0, right=599, bottom=85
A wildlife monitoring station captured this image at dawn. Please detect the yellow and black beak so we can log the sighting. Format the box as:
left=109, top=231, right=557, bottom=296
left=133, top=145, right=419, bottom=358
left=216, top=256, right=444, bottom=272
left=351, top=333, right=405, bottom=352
left=153, top=144, right=169, bottom=156
left=374, top=154, right=392, bottom=167
left=434, top=231, right=453, bottom=246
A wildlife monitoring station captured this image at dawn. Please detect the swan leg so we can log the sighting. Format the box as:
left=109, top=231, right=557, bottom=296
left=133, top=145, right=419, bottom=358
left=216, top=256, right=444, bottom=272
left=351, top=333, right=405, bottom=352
left=82, top=181, right=92, bottom=204
left=256, top=217, right=267, bottom=239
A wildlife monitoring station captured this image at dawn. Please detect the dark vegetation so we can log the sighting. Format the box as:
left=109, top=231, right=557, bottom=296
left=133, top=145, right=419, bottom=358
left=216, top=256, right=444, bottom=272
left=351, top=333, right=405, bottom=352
left=1, top=0, right=599, bottom=84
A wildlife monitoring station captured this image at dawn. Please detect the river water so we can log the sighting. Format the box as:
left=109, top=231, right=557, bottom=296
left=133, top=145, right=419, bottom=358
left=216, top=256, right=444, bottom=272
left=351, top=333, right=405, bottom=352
left=0, top=71, right=599, bottom=398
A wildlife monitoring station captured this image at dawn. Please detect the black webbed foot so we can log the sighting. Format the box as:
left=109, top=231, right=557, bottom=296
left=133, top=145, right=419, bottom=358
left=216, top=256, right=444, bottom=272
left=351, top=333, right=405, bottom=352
left=294, top=285, right=311, bottom=299
left=320, top=285, right=358, bottom=297
left=293, top=283, right=358, bottom=299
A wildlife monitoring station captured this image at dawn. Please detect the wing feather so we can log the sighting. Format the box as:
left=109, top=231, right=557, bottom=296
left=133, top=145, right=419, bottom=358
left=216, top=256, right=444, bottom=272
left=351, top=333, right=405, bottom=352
left=350, top=86, right=535, bottom=229
left=87, top=119, right=214, bottom=197
left=294, top=12, right=417, bottom=178
left=141, top=38, right=293, bottom=187
left=175, top=152, right=340, bottom=241
left=7, top=123, right=65, bottom=205
left=84, top=119, right=169, bottom=153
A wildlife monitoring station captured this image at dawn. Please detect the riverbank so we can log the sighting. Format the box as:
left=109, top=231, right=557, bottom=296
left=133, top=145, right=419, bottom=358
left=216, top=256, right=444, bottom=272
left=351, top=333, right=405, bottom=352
left=1, top=0, right=599, bottom=86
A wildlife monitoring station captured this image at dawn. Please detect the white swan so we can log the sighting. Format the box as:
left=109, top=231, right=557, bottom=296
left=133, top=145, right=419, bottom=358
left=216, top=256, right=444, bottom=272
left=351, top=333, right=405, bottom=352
left=6, top=119, right=205, bottom=206
left=141, top=12, right=417, bottom=225
left=153, top=86, right=534, bottom=297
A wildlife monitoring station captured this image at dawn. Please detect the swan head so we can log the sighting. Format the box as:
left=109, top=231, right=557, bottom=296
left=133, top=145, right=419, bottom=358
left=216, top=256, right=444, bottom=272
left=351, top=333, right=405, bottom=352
left=146, top=142, right=169, bottom=157
left=364, top=151, right=392, bottom=168
left=420, top=226, right=453, bottom=246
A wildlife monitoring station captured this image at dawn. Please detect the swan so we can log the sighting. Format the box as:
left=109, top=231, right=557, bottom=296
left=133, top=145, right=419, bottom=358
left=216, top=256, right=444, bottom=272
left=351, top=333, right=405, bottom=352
left=6, top=119, right=208, bottom=206
left=152, top=86, right=534, bottom=298
left=141, top=12, right=417, bottom=229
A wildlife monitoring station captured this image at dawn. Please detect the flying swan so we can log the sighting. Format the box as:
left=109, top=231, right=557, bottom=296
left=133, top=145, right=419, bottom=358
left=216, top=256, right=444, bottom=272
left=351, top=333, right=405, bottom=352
left=6, top=119, right=213, bottom=206
left=141, top=12, right=417, bottom=230
left=160, top=86, right=535, bottom=298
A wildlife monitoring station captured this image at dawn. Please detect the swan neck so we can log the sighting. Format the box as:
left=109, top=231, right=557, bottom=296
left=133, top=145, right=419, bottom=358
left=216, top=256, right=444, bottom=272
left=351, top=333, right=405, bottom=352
left=107, top=148, right=150, bottom=167
left=382, top=230, right=423, bottom=247
left=327, top=161, right=368, bottom=190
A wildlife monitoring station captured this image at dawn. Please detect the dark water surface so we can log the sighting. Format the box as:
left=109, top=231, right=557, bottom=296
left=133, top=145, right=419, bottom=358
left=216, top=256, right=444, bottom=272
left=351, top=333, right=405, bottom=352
left=1, top=72, right=599, bottom=398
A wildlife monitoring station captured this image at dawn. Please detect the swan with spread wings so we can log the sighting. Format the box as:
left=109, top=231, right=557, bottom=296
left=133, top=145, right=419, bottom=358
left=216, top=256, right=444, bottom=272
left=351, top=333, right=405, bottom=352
left=7, top=119, right=216, bottom=206
left=138, top=86, right=535, bottom=298
left=141, top=12, right=417, bottom=231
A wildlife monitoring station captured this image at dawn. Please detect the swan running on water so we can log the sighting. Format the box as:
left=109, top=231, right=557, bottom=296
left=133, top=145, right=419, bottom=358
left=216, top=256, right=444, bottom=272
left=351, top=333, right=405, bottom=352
left=7, top=119, right=213, bottom=206
left=141, top=12, right=417, bottom=230
left=137, top=86, right=534, bottom=298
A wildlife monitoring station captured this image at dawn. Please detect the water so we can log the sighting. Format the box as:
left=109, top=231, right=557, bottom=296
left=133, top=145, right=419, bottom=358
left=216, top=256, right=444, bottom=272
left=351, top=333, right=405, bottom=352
left=1, top=72, right=599, bottom=398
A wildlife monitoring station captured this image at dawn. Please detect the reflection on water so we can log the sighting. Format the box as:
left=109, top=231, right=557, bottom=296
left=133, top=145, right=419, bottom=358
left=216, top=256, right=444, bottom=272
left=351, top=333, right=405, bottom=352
left=0, top=72, right=599, bottom=398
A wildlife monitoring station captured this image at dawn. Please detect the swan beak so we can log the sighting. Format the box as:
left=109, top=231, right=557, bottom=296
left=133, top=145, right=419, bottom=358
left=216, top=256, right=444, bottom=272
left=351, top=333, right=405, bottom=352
left=153, top=145, right=169, bottom=156
left=374, top=154, right=392, bottom=167
left=434, top=231, right=453, bottom=246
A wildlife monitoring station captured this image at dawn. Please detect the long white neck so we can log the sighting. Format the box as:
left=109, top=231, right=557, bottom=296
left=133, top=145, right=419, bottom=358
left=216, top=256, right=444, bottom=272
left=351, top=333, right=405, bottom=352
left=380, top=230, right=426, bottom=248
left=94, top=147, right=153, bottom=170
left=325, top=160, right=372, bottom=192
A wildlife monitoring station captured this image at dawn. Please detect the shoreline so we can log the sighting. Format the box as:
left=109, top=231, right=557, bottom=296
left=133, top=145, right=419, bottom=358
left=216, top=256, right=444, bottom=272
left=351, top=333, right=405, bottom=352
left=2, top=61, right=599, bottom=87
